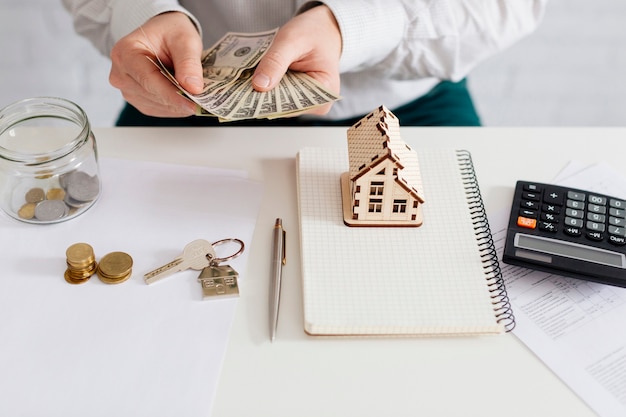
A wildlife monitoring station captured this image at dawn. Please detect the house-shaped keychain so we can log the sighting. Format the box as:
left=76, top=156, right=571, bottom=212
left=340, top=105, right=425, bottom=227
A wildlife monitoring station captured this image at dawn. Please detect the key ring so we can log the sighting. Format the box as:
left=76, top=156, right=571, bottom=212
left=209, top=238, right=245, bottom=265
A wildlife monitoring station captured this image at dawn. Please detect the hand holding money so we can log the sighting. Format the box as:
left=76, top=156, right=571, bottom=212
left=112, top=6, right=341, bottom=121
left=152, top=25, right=341, bottom=121
left=250, top=4, right=342, bottom=117
left=110, top=12, right=203, bottom=118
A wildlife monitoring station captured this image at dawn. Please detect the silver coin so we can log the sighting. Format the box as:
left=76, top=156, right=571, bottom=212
left=58, top=172, right=71, bottom=188
left=34, top=200, right=68, bottom=221
left=64, top=195, right=86, bottom=208
left=65, top=171, right=100, bottom=202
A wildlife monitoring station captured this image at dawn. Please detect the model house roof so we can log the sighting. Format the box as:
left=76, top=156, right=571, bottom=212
left=347, top=105, right=424, bottom=202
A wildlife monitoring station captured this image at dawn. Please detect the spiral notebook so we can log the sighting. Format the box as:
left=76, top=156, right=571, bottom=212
left=296, top=147, right=514, bottom=336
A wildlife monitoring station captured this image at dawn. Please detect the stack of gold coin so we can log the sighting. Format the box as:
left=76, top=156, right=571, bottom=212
left=96, top=251, right=133, bottom=284
left=65, top=243, right=98, bottom=284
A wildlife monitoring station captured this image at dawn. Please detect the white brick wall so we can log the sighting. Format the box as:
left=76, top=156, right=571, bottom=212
left=0, top=2, right=122, bottom=127
left=470, top=0, right=626, bottom=126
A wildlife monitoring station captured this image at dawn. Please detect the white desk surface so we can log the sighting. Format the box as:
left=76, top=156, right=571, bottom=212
left=96, top=126, right=618, bottom=417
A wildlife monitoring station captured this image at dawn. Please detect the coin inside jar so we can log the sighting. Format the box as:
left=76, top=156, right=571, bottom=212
left=96, top=251, right=133, bottom=284
left=34, top=199, right=68, bottom=222
left=46, top=188, right=66, bottom=201
left=65, top=171, right=100, bottom=202
left=17, top=203, right=37, bottom=220
left=25, top=187, right=45, bottom=203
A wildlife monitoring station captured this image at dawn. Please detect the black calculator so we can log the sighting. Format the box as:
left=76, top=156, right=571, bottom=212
left=502, top=181, right=626, bottom=287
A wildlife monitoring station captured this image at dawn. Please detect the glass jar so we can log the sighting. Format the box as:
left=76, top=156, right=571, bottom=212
left=0, top=97, right=101, bottom=224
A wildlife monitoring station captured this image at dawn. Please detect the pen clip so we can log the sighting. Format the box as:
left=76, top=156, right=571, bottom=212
left=281, top=228, right=287, bottom=265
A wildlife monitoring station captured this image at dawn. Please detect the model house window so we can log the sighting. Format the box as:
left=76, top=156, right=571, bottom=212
left=369, top=198, right=383, bottom=213
left=370, top=181, right=384, bottom=195
left=393, top=199, right=407, bottom=213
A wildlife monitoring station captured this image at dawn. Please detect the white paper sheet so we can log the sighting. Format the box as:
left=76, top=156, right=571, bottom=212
left=492, top=163, right=626, bottom=417
left=0, top=158, right=263, bottom=417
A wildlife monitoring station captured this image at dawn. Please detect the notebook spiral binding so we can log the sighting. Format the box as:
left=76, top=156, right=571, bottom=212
left=456, top=150, right=516, bottom=332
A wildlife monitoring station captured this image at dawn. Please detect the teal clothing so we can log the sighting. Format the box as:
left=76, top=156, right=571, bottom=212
left=116, top=79, right=481, bottom=127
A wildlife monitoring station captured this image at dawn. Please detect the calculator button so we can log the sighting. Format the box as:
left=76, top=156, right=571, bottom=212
left=610, top=217, right=625, bottom=227
left=587, top=212, right=606, bottom=223
left=565, top=208, right=584, bottom=219
left=586, top=231, right=604, bottom=241
left=541, top=212, right=558, bottom=222
left=588, top=195, right=607, bottom=205
left=588, top=204, right=607, bottom=214
left=523, top=191, right=540, bottom=201
left=524, top=184, right=542, bottom=192
left=517, top=216, right=537, bottom=229
left=520, top=209, right=536, bottom=218
left=610, top=208, right=625, bottom=218
left=522, top=200, right=539, bottom=210
left=543, top=189, right=564, bottom=205
left=609, top=226, right=626, bottom=236
left=586, top=221, right=605, bottom=232
left=564, top=227, right=582, bottom=237
left=564, top=218, right=583, bottom=228
left=609, top=235, right=626, bottom=246
left=543, top=204, right=560, bottom=214
left=610, top=199, right=626, bottom=209
left=539, top=222, right=557, bottom=232
left=567, top=191, right=585, bottom=201
left=566, top=200, right=585, bottom=210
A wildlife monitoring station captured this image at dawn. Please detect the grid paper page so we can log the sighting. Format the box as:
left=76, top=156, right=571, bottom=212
left=297, top=147, right=504, bottom=336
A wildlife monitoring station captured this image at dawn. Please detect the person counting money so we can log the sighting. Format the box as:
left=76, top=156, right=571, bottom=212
left=62, top=0, right=547, bottom=126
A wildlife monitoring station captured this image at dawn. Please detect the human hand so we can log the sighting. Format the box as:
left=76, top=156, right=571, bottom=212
left=109, top=12, right=203, bottom=117
left=252, top=5, right=342, bottom=115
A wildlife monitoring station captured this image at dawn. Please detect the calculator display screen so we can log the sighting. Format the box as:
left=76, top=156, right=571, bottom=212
left=515, top=233, right=625, bottom=268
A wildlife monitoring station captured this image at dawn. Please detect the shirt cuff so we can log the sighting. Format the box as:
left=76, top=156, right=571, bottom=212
left=317, top=0, right=406, bottom=73
left=110, top=0, right=201, bottom=45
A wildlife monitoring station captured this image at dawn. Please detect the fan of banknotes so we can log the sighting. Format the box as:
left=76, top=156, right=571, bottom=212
left=149, top=28, right=341, bottom=121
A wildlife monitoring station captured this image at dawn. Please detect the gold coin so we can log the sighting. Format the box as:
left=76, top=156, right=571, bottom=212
left=96, top=251, right=133, bottom=284
left=97, top=271, right=132, bottom=285
left=66, top=262, right=98, bottom=278
left=66, top=243, right=95, bottom=264
left=17, top=203, right=37, bottom=220
left=66, top=260, right=96, bottom=271
left=64, top=243, right=97, bottom=284
left=46, top=188, right=66, bottom=200
left=25, top=187, right=45, bottom=203
left=64, top=269, right=91, bottom=285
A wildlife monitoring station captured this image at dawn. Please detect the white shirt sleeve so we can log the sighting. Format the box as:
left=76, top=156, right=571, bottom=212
left=318, top=0, right=547, bottom=81
left=61, top=0, right=200, bottom=56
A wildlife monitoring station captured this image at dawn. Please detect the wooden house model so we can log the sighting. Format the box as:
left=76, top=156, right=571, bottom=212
left=340, top=105, right=425, bottom=227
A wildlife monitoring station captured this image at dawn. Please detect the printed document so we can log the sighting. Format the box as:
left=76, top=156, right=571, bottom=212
left=492, top=162, right=626, bottom=417
left=0, top=158, right=263, bottom=417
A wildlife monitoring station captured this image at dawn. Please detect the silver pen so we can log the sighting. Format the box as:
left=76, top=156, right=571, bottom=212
left=270, top=218, right=286, bottom=342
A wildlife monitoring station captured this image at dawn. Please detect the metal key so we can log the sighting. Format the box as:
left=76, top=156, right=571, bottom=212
left=144, top=239, right=216, bottom=284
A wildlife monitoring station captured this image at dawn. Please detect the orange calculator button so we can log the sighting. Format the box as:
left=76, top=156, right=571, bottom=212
left=517, top=216, right=537, bottom=229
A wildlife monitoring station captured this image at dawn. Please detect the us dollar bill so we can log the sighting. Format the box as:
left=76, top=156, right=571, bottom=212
left=149, top=29, right=340, bottom=121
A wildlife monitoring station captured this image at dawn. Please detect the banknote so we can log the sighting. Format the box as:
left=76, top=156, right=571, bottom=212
left=149, top=29, right=340, bottom=121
